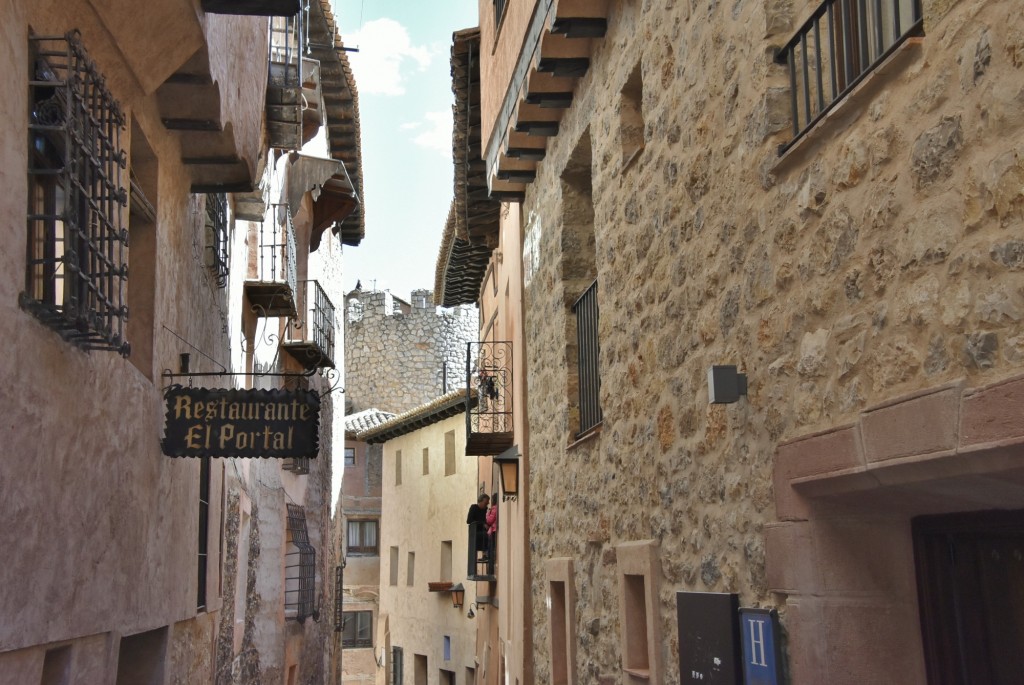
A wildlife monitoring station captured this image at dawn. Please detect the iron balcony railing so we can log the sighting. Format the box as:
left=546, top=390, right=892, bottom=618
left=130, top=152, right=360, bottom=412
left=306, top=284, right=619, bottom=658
left=466, top=341, right=514, bottom=456
left=254, top=203, right=298, bottom=294
left=572, top=279, right=602, bottom=438
left=775, top=0, right=923, bottom=153
left=268, top=10, right=305, bottom=90
left=284, top=280, right=336, bottom=367
left=467, top=520, right=495, bottom=580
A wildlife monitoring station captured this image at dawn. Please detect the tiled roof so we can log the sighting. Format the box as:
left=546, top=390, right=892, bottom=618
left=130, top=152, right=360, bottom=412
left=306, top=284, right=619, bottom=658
left=345, top=408, right=396, bottom=437
left=356, top=389, right=477, bottom=444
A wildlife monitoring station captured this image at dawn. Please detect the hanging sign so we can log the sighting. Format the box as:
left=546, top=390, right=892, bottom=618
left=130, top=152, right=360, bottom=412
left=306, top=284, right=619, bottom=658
left=162, top=386, right=320, bottom=458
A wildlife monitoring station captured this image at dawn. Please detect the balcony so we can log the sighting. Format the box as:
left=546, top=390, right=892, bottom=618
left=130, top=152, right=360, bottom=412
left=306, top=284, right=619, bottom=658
left=282, top=280, right=337, bottom=369
left=244, top=203, right=298, bottom=317
left=465, top=341, right=513, bottom=456
left=467, top=520, right=496, bottom=582
left=266, top=12, right=304, bottom=150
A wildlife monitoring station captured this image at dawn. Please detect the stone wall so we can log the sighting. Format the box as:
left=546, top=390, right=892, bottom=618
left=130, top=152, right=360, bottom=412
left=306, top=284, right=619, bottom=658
left=516, top=0, right=1024, bottom=682
left=345, top=289, right=478, bottom=414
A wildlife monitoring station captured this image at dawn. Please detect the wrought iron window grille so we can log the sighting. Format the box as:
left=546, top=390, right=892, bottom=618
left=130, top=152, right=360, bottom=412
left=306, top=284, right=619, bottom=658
left=205, top=193, right=229, bottom=287
left=284, top=503, right=316, bottom=620
left=282, top=456, right=310, bottom=474
left=24, top=31, right=129, bottom=355
left=333, top=565, right=344, bottom=632
left=775, top=0, right=924, bottom=154
left=572, top=279, right=602, bottom=438
left=269, top=11, right=306, bottom=90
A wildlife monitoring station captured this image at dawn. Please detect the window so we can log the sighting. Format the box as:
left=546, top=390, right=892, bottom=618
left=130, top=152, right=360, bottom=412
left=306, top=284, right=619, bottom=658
left=560, top=132, right=600, bottom=439
left=775, top=0, right=923, bottom=152
left=616, top=540, right=662, bottom=683
left=344, top=447, right=355, bottom=467
left=493, top=0, right=509, bottom=28
left=395, top=450, right=402, bottom=486
left=620, top=63, right=645, bottom=166
left=198, top=457, right=211, bottom=610
left=407, top=552, right=416, bottom=586
left=347, top=519, right=379, bottom=555
left=391, top=647, right=404, bottom=685
left=341, top=611, right=373, bottom=648
left=24, top=32, right=129, bottom=355
left=423, top=447, right=430, bottom=475
left=440, top=668, right=455, bottom=684
left=205, top=193, right=229, bottom=287
left=41, top=645, right=72, bottom=685
left=115, top=627, right=168, bottom=685
left=572, top=280, right=601, bottom=436
left=441, top=541, right=453, bottom=582
left=443, top=636, right=451, bottom=661
left=282, top=456, right=310, bottom=475
left=389, top=547, right=399, bottom=586
left=547, top=558, right=577, bottom=685
left=444, top=431, right=456, bottom=476
left=414, top=654, right=428, bottom=685
left=285, top=504, right=316, bottom=620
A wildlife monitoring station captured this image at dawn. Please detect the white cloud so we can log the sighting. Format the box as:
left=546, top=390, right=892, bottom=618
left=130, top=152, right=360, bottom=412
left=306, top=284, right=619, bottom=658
left=410, top=110, right=452, bottom=157
left=399, top=122, right=421, bottom=131
left=346, top=18, right=433, bottom=96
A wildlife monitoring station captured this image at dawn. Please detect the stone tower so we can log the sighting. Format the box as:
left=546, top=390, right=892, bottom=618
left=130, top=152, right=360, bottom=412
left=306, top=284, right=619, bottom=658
left=344, top=288, right=478, bottom=414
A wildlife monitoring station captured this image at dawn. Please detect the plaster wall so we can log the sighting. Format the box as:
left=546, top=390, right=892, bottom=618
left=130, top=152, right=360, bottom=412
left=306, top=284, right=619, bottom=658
left=0, top=3, right=252, bottom=676
left=496, top=0, right=1024, bottom=682
left=378, top=415, right=479, bottom=685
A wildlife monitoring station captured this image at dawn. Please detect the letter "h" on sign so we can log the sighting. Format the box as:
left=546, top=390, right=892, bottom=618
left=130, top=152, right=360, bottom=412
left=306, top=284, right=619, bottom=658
left=748, top=619, right=768, bottom=667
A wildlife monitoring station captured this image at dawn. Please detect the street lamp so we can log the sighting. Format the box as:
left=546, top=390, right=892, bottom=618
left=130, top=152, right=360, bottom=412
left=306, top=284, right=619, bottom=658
left=494, top=450, right=519, bottom=501
left=450, top=583, right=465, bottom=609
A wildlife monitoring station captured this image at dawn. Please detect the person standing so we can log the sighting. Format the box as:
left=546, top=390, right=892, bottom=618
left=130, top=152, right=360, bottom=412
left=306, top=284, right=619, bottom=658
left=466, top=493, right=490, bottom=557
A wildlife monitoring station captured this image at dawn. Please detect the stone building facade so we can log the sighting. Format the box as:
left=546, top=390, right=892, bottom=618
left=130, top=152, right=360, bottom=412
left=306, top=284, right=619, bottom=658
left=345, top=289, right=478, bottom=415
left=0, top=1, right=364, bottom=683
left=437, top=0, right=1024, bottom=683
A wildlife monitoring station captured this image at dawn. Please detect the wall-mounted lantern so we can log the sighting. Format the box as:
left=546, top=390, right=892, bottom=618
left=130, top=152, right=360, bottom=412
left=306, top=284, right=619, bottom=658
left=495, top=450, right=519, bottom=501
left=450, top=583, right=465, bottom=609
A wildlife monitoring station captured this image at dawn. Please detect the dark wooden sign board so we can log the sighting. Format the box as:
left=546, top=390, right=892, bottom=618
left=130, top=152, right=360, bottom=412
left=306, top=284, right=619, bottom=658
left=677, top=591, right=742, bottom=684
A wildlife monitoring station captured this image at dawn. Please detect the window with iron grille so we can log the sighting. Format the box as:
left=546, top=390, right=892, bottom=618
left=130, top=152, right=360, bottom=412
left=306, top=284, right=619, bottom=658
left=572, top=279, right=602, bottom=437
left=391, top=646, right=404, bottom=684
left=24, top=31, right=129, bottom=355
left=283, top=456, right=310, bottom=475
left=342, top=611, right=372, bottom=648
left=205, top=193, right=229, bottom=287
left=344, top=447, right=356, bottom=467
left=347, top=519, right=378, bottom=556
left=333, top=564, right=344, bottom=632
left=285, top=504, right=316, bottom=620
left=493, top=0, right=508, bottom=27
left=775, top=0, right=923, bottom=153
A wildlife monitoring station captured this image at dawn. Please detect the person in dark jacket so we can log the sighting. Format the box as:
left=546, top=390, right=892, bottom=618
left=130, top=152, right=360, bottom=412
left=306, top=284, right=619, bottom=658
left=466, top=493, right=490, bottom=558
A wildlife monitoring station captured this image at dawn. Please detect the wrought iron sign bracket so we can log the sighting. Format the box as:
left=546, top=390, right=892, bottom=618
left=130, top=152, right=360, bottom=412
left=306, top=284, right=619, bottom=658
left=160, top=369, right=345, bottom=397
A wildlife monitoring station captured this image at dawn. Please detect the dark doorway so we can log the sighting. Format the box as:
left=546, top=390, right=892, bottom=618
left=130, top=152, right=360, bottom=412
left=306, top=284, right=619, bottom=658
left=913, top=509, right=1024, bottom=684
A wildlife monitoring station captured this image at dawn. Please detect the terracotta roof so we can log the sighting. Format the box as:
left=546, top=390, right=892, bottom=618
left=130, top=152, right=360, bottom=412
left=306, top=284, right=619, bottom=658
left=345, top=408, right=396, bottom=437
left=434, top=28, right=501, bottom=307
left=356, top=389, right=477, bottom=444
left=308, top=0, right=365, bottom=246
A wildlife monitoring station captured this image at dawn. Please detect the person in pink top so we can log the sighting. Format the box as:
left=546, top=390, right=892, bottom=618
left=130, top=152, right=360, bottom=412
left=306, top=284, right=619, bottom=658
left=486, top=492, right=498, bottom=555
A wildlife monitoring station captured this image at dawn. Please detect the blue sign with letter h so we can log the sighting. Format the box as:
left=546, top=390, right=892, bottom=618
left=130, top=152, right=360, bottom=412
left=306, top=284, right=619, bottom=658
left=739, top=608, right=782, bottom=685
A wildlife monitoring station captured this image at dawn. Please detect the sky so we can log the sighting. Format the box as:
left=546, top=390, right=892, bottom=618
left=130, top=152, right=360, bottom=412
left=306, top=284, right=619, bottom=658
left=331, top=0, right=480, bottom=300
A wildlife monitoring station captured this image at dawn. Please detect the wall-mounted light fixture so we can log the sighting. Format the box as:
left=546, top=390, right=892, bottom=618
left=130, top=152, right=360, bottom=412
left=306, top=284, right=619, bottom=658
left=495, top=449, right=519, bottom=501
left=450, top=583, right=465, bottom=609
left=467, top=602, right=486, bottom=619
left=708, top=365, right=748, bottom=404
